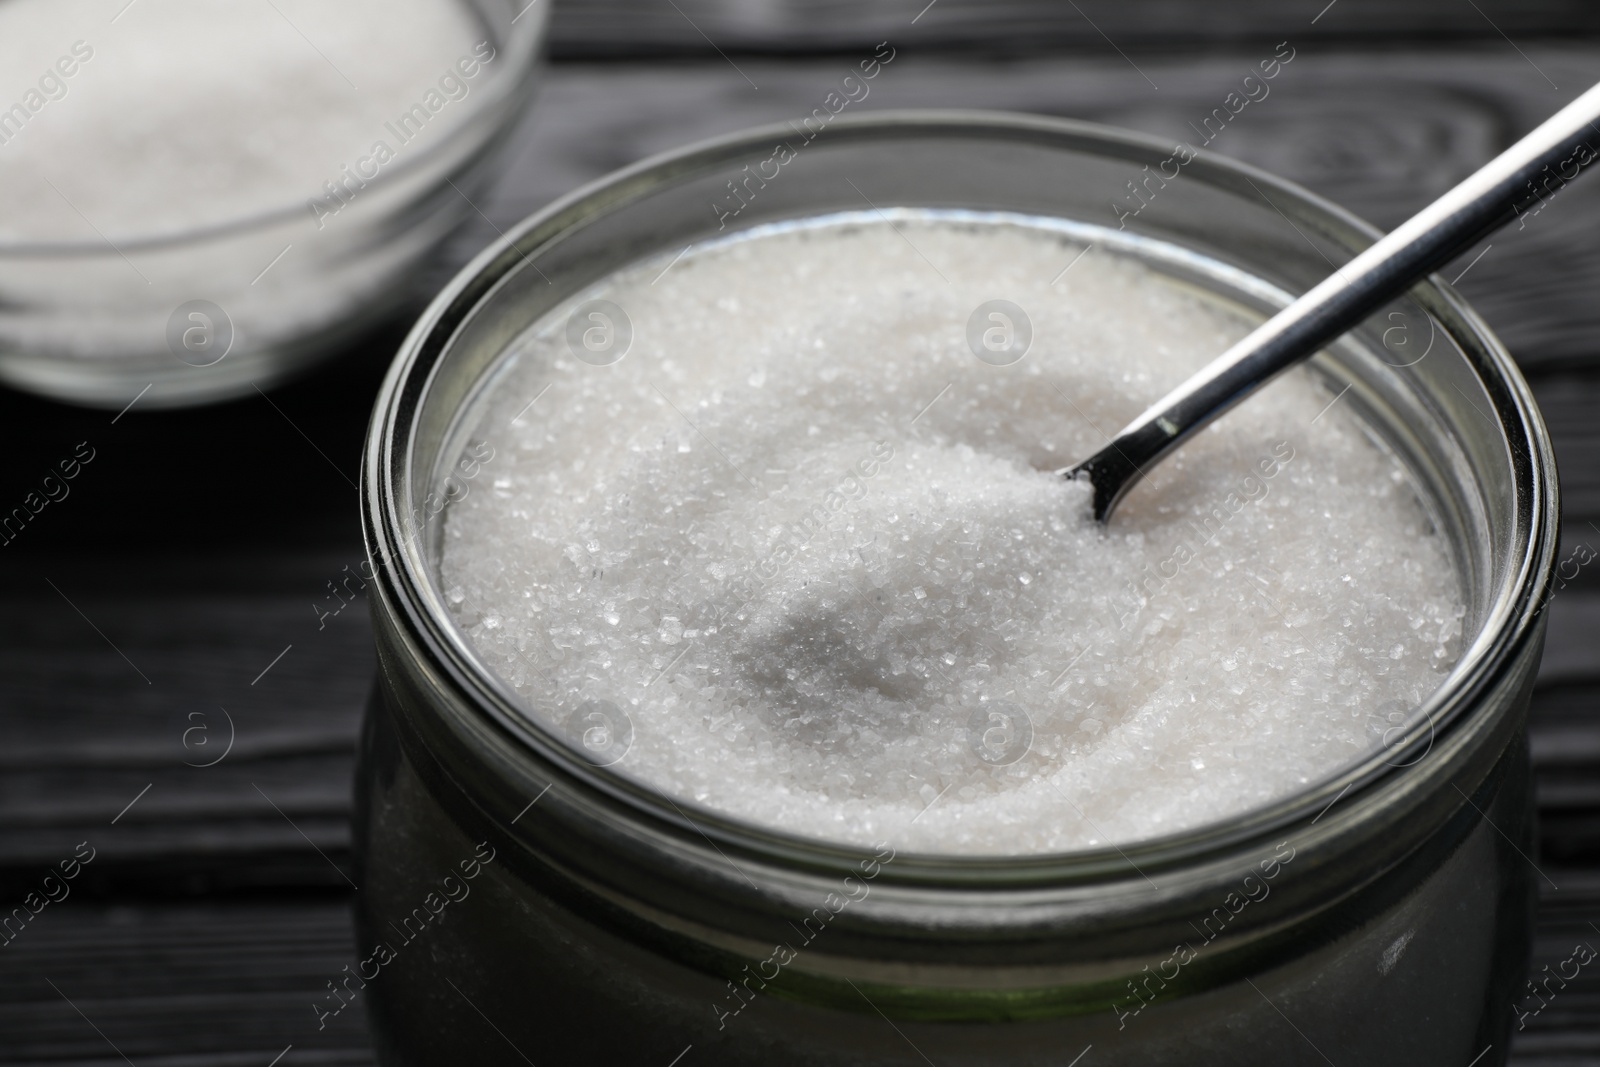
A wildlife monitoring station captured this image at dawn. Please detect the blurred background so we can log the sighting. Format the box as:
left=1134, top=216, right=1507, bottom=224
left=2, top=0, right=1598, bottom=1062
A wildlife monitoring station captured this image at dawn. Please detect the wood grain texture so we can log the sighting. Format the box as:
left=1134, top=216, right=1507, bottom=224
left=1516, top=873, right=1600, bottom=1065
left=541, top=0, right=1600, bottom=57
left=2, top=44, right=1599, bottom=1064
left=0, top=901, right=374, bottom=1065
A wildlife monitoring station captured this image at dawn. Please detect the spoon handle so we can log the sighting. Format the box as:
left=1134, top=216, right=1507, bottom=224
left=1070, top=79, right=1600, bottom=522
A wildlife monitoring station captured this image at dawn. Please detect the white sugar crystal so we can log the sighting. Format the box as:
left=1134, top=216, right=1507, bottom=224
left=0, top=0, right=486, bottom=241
left=439, top=212, right=1465, bottom=855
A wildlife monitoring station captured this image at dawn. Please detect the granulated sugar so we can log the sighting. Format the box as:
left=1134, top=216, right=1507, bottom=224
left=438, top=211, right=1465, bottom=854
left=0, top=0, right=486, bottom=242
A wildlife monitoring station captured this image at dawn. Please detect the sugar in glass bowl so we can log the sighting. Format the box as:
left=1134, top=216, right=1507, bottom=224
left=0, top=0, right=548, bottom=408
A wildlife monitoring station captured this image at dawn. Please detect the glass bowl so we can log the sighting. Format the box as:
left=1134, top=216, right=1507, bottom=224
left=0, top=0, right=548, bottom=409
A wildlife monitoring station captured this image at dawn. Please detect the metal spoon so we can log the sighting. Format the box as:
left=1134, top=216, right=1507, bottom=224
left=1065, top=80, right=1600, bottom=522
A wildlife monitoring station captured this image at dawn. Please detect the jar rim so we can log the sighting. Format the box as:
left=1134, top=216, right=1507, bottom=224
left=362, top=108, right=1559, bottom=886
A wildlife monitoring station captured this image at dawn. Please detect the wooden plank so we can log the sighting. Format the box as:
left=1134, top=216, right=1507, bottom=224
left=0, top=554, right=370, bottom=891
left=542, top=1, right=1600, bottom=58
left=1514, top=870, right=1600, bottom=1065
left=0, top=901, right=372, bottom=1066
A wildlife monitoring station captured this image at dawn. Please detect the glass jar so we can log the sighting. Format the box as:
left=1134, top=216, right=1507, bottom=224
left=354, top=112, right=1558, bottom=1066
left=0, top=0, right=548, bottom=409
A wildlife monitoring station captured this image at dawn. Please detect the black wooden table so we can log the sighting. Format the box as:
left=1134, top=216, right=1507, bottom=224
left=3, top=4, right=1599, bottom=1063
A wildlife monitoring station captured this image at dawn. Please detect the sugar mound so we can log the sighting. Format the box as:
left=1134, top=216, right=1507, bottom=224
left=438, top=212, right=1465, bottom=855
left=0, top=0, right=486, bottom=242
